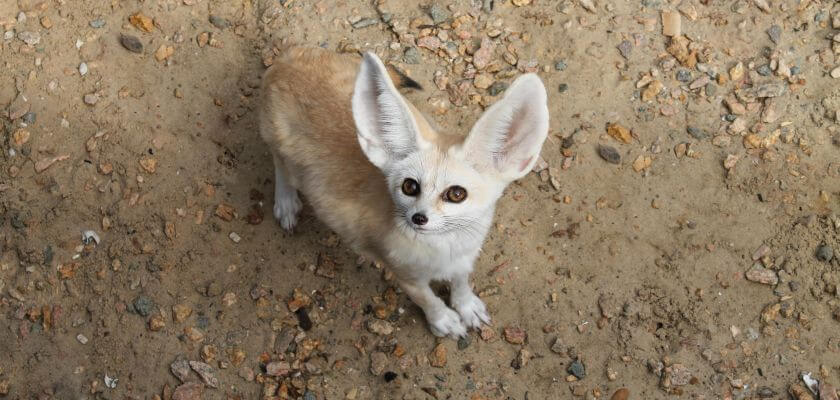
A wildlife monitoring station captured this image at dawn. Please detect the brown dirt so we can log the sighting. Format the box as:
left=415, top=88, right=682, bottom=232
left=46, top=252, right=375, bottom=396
left=1, top=0, right=839, bottom=399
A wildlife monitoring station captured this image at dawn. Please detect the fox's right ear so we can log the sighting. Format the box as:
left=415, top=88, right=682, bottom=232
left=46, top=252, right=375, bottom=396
left=352, top=52, right=430, bottom=169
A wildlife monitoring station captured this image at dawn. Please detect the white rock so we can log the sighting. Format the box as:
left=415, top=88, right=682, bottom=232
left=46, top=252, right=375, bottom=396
left=662, top=11, right=681, bottom=37
left=579, top=0, right=597, bottom=13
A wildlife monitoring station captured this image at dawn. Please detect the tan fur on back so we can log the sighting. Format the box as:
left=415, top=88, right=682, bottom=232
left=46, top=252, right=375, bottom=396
left=260, top=47, right=443, bottom=253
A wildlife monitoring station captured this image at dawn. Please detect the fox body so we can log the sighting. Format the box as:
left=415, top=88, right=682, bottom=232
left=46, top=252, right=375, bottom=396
left=260, top=47, right=549, bottom=337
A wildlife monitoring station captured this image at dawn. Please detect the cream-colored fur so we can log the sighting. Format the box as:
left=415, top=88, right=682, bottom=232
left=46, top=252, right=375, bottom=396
left=260, top=47, right=549, bottom=338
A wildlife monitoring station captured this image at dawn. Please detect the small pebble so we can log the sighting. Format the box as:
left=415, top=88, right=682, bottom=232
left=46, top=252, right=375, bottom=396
left=17, top=31, right=41, bottom=46
left=171, top=360, right=192, bottom=382
left=352, top=18, right=378, bottom=29
left=266, top=361, right=291, bottom=376
left=488, top=81, right=508, bottom=96
left=427, top=4, right=450, bottom=24
left=404, top=47, right=420, bottom=64
left=369, top=352, right=388, bottom=376
left=89, top=19, right=106, bottom=28
left=457, top=336, right=471, bottom=350
left=229, top=232, right=241, bottom=243
left=83, top=94, right=99, bottom=105
left=22, top=112, right=36, bottom=125
left=705, top=83, right=717, bottom=97
left=757, top=65, right=772, bottom=76
left=567, top=359, right=586, bottom=379
left=676, top=69, right=691, bottom=82
left=558, top=83, right=568, bottom=93
left=120, top=34, right=144, bottom=53
left=79, top=63, right=88, bottom=76
left=611, top=388, right=630, bottom=400
left=503, top=326, right=527, bottom=344
left=429, top=343, right=447, bottom=367
left=617, top=40, right=632, bottom=59
left=133, top=295, right=155, bottom=317
left=189, top=361, right=219, bottom=388
left=554, top=60, right=567, bottom=71
left=172, top=382, right=203, bottom=400
left=767, top=25, right=781, bottom=44
left=687, top=126, right=707, bottom=140
left=816, top=244, right=834, bottom=262
left=209, top=15, right=230, bottom=29
left=745, top=264, right=778, bottom=285
left=76, top=334, right=89, bottom=344
left=598, top=145, right=621, bottom=164
left=366, top=319, right=394, bottom=335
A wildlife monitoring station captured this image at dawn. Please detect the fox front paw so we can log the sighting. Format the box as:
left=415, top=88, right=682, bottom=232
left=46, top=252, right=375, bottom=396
left=273, top=194, right=302, bottom=231
left=454, top=294, right=491, bottom=329
left=428, top=308, right=467, bottom=339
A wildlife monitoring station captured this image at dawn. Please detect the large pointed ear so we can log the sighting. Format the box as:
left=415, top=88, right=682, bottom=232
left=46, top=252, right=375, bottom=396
left=462, top=74, right=549, bottom=181
left=352, top=52, right=429, bottom=169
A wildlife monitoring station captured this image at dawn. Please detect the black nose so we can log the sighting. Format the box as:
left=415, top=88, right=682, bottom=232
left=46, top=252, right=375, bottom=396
left=411, top=213, right=428, bottom=226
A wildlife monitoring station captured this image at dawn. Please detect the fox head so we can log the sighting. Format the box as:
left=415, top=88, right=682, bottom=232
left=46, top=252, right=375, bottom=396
left=351, top=52, right=549, bottom=238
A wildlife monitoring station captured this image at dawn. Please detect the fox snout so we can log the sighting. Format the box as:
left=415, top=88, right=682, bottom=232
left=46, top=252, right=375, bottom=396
left=410, top=213, right=428, bottom=226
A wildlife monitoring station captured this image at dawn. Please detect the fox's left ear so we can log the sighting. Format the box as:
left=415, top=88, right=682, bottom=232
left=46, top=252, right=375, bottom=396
left=461, top=74, right=549, bottom=182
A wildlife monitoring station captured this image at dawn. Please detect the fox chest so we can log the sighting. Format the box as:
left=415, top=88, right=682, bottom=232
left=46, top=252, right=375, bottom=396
left=381, top=233, right=483, bottom=282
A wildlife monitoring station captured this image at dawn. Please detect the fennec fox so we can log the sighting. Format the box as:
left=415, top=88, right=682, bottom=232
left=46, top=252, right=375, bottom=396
left=260, top=47, right=549, bottom=338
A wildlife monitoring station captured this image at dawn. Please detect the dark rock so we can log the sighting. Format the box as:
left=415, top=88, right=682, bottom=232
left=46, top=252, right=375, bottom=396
left=384, top=371, right=398, bottom=382
left=757, top=65, right=772, bottom=76
left=427, top=4, right=450, bottom=24
left=120, top=34, right=143, bottom=53
left=488, top=81, right=508, bottom=96
left=705, top=83, right=717, bottom=97
left=457, top=336, right=471, bottom=350
left=22, top=112, right=36, bottom=124
left=296, top=308, right=313, bottom=330
left=816, top=244, right=834, bottom=262
left=687, top=126, right=707, bottom=139
left=558, top=83, right=569, bottom=93
left=554, top=61, right=567, bottom=71
left=133, top=295, right=155, bottom=317
left=598, top=145, right=621, bottom=164
left=209, top=15, right=230, bottom=29
left=568, top=359, right=586, bottom=379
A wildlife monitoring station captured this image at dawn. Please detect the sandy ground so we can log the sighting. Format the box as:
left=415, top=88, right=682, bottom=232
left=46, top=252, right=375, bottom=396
left=1, top=0, right=840, bottom=399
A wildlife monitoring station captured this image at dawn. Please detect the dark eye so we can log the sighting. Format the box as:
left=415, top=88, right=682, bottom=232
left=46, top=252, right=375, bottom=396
left=401, top=178, right=420, bottom=196
left=444, top=186, right=467, bottom=203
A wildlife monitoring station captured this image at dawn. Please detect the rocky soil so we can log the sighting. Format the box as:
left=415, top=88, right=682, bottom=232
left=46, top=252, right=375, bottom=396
left=1, top=0, right=840, bottom=399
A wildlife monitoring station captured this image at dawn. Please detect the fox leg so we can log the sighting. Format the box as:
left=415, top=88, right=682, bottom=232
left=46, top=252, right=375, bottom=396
left=272, top=155, right=302, bottom=231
